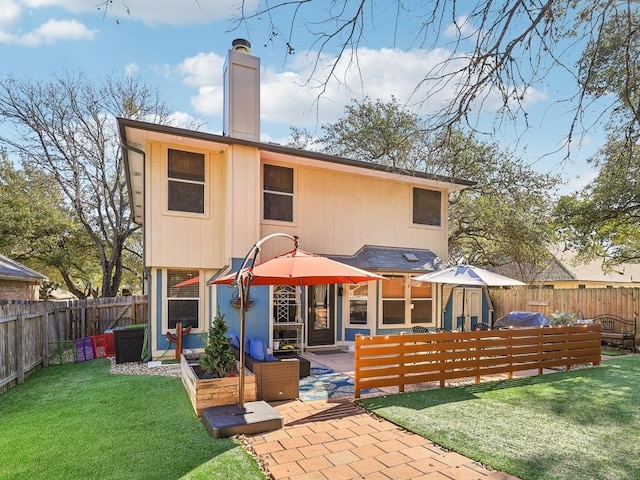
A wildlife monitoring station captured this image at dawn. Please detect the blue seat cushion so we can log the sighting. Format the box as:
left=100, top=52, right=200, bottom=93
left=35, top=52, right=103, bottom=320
left=250, top=338, right=267, bottom=361
left=244, top=336, right=251, bottom=354
left=228, top=333, right=240, bottom=348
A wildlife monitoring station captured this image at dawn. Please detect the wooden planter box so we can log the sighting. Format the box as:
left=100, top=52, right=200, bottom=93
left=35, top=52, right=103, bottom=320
left=180, top=354, right=257, bottom=417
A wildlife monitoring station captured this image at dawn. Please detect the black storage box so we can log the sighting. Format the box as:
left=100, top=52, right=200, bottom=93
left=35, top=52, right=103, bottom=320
left=114, top=325, right=147, bottom=364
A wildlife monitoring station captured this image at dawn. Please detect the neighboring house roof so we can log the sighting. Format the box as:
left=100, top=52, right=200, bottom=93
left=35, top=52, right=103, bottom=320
left=327, top=245, right=443, bottom=273
left=0, top=254, right=47, bottom=282
left=554, top=249, right=640, bottom=284
left=118, top=118, right=476, bottom=224
left=487, top=248, right=640, bottom=284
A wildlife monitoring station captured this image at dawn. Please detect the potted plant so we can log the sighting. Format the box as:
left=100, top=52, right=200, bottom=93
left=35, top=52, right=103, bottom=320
left=180, top=308, right=256, bottom=416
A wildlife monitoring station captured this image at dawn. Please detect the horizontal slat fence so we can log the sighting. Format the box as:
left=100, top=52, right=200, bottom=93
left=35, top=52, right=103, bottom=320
left=354, top=326, right=601, bottom=398
left=0, top=296, right=147, bottom=394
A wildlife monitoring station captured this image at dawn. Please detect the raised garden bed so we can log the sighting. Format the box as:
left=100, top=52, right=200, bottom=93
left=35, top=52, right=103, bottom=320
left=180, top=354, right=256, bottom=417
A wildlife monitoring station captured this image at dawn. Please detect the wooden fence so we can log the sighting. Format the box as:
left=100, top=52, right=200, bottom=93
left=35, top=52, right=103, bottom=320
left=489, top=287, right=640, bottom=322
left=0, top=296, right=148, bottom=394
left=354, top=326, right=601, bottom=398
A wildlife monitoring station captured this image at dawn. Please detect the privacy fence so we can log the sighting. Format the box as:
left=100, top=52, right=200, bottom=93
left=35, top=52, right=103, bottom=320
left=0, top=296, right=148, bottom=394
left=354, top=326, right=601, bottom=398
left=489, top=287, right=640, bottom=322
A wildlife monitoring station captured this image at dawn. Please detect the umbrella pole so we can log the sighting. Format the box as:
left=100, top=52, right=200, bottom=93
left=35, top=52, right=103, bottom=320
left=238, top=275, right=246, bottom=410
left=462, top=288, right=466, bottom=331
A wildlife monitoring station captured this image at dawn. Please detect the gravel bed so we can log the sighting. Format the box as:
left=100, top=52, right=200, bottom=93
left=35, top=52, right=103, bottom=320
left=108, top=357, right=181, bottom=377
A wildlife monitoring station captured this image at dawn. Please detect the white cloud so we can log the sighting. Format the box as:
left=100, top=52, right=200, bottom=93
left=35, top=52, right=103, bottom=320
left=0, top=0, right=22, bottom=29
left=17, top=18, right=95, bottom=46
left=190, top=85, right=224, bottom=116
left=22, top=0, right=260, bottom=25
left=176, top=52, right=225, bottom=88
left=124, top=63, right=139, bottom=77
left=171, top=45, right=547, bottom=139
left=444, top=15, right=477, bottom=40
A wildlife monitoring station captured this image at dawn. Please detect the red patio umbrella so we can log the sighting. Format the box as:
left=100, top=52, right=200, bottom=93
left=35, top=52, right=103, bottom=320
left=208, top=233, right=385, bottom=409
left=211, top=248, right=385, bottom=287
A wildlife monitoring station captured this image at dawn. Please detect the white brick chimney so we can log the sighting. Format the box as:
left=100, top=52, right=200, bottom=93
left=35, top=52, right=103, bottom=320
left=223, top=38, right=260, bottom=141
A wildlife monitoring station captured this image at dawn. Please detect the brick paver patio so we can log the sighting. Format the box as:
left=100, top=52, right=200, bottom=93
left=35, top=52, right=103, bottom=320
left=244, top=398, right=520, bottom=480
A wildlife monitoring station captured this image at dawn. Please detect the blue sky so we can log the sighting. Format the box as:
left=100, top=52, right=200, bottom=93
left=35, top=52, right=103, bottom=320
left=0, top=1, right=603, bottom=194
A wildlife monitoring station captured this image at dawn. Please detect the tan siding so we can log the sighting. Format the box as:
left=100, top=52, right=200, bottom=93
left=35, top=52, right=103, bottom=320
left=145, top=142, right=227, bottom=269
left=142, top=142, right=451, bottom=268
left=260, top=163, right=448, bottom=260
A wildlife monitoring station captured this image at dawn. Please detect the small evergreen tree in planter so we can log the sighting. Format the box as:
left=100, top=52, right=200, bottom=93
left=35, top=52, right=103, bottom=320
left=180, top=308, right=256, bottom=416
left=198, top=309, right=237, bottom=378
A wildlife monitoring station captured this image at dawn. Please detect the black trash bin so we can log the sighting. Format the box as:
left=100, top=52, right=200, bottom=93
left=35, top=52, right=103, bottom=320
left=114, top=325, right=147, bottom=364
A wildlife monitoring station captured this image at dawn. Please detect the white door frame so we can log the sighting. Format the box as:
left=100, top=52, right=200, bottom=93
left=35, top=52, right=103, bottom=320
left=451, top=287, right=482, bottom=331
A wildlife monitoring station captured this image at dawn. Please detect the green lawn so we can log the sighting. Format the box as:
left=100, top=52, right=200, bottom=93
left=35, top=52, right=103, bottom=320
left=358, top=356, right=640, bottom=480
left=0, top=359, right=266, bottom=480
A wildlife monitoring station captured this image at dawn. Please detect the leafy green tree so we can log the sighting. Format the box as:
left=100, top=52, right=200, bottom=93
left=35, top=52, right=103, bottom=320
left=0, top=154, right=98, bottom=296
left=555, top=135, right=640, bottom=268
left=0, top=72, right=179, bottom=297
left=577, top=8, right=640, bottom=142
left=322, top=97, right=429, bottom=170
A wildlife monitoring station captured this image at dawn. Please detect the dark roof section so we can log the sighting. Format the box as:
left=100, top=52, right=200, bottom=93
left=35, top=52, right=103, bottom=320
left=117, top=118, right=476, bottom=188
left=484, top=257, right=575, bottom=283
left=0, top=254, right=47, bottom=282
left=326, top=245, right=443, bottom=273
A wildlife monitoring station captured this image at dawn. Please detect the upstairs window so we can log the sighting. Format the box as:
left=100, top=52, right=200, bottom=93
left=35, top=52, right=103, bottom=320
left=413, top=187, right=441, bottom=227
left=264, top=164, right=293, bottom=222
left=168, top=149, right=205, bottom=214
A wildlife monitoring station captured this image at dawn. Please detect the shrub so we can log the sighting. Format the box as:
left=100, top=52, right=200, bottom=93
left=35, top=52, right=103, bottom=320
left=549, top=311, right=577, bottom=327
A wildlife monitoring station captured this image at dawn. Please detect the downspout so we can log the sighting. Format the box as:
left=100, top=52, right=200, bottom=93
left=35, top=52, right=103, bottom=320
left=120, top=142, right=152, bottom=362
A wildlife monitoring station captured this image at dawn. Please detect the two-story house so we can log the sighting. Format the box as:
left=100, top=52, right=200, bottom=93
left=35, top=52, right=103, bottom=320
left=118, top=39, right=474, bottom=360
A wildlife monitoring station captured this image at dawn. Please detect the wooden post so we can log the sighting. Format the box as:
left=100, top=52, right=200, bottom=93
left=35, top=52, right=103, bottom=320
left=17, top=314, right=24, bottom=384
left=538, top=328, right=544, bottom=375
left=166, top=323, right=192, bottom=360
left=439, top=336, right=446, bottom=388
left=475, top=330, right=481, bottom=384
left=80, top=305, right=86, bottom=339
left=353, top=335, right=361, bottom=399
left=399, top=342, right=405, bottom=394
left=507, top=329, right=513, bottom=380
left=41, top=311, right=49, bottom=368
